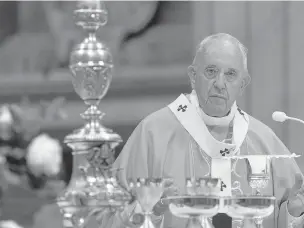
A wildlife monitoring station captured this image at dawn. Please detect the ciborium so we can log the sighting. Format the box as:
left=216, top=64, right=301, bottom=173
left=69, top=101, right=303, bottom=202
left=56, top=1, right=132, bottom=227
left=163, top=178, right=221, bottom=228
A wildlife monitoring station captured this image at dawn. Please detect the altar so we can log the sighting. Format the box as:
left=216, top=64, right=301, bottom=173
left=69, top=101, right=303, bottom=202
left=0, top=1, right=304, bottom=228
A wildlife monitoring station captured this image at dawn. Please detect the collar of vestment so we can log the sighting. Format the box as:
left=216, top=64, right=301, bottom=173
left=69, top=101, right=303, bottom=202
left=188, top=90, right=237, bottom=127
left=168, top=93, right=250, bottom=199
left=168, top=93, right=249, bottom=158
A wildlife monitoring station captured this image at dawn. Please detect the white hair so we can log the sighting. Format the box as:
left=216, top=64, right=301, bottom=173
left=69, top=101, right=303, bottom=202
left=193, top=33, right=248, bottom=72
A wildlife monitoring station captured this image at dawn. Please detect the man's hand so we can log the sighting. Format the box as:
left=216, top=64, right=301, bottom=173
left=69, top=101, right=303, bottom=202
left=287, top=173, right=304, bottom=217
left=153, top=178, right=179, bottom=216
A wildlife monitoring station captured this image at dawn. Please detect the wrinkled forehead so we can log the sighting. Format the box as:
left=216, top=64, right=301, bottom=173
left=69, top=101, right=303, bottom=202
left=194, top=40, right=245, bottom=71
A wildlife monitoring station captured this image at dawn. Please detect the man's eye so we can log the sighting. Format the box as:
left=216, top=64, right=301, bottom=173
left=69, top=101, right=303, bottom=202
left=225, top=71, right=236, bottom=76
left=225, top=71, right=237, bottom=81
left=205, top=68, right=217, bottom=77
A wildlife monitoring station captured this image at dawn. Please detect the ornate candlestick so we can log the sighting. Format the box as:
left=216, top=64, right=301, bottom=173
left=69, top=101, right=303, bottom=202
left=56, top=1, right=132, bottom=227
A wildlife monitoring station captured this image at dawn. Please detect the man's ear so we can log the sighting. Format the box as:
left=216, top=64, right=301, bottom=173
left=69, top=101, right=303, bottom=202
left=188, top=65, right=196, bottom=89
left=240, top=73, right=251, bottom=95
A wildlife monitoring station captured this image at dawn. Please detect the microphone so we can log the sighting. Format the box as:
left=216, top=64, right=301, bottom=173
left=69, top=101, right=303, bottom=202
left=272, top=111, right=304, bottom=124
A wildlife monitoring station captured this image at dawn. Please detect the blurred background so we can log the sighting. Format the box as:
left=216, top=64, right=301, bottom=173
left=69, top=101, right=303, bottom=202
left=1, top=1, right=304, bottom=228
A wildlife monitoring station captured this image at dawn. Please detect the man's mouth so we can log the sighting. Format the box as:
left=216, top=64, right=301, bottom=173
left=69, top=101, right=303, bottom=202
left=209, top=94, right=226, bottom=99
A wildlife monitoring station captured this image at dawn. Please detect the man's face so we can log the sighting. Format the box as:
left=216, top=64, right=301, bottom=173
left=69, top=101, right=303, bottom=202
left=191, top=42, right=249, bottom=117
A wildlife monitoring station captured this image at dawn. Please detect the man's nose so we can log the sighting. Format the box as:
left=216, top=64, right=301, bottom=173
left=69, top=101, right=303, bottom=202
left=214, top=71, right=226, bottom=90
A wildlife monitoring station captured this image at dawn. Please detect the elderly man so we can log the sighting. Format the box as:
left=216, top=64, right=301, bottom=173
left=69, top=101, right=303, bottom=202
left=97, top=33, right=304, bottom=228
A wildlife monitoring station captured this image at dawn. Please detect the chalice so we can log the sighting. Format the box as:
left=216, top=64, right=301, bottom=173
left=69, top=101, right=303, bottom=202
left=128, top=178, right=167, bottom=228
left=246, top=155, right=271, bottom=196
left=163, top=178, right=221, bottom=228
